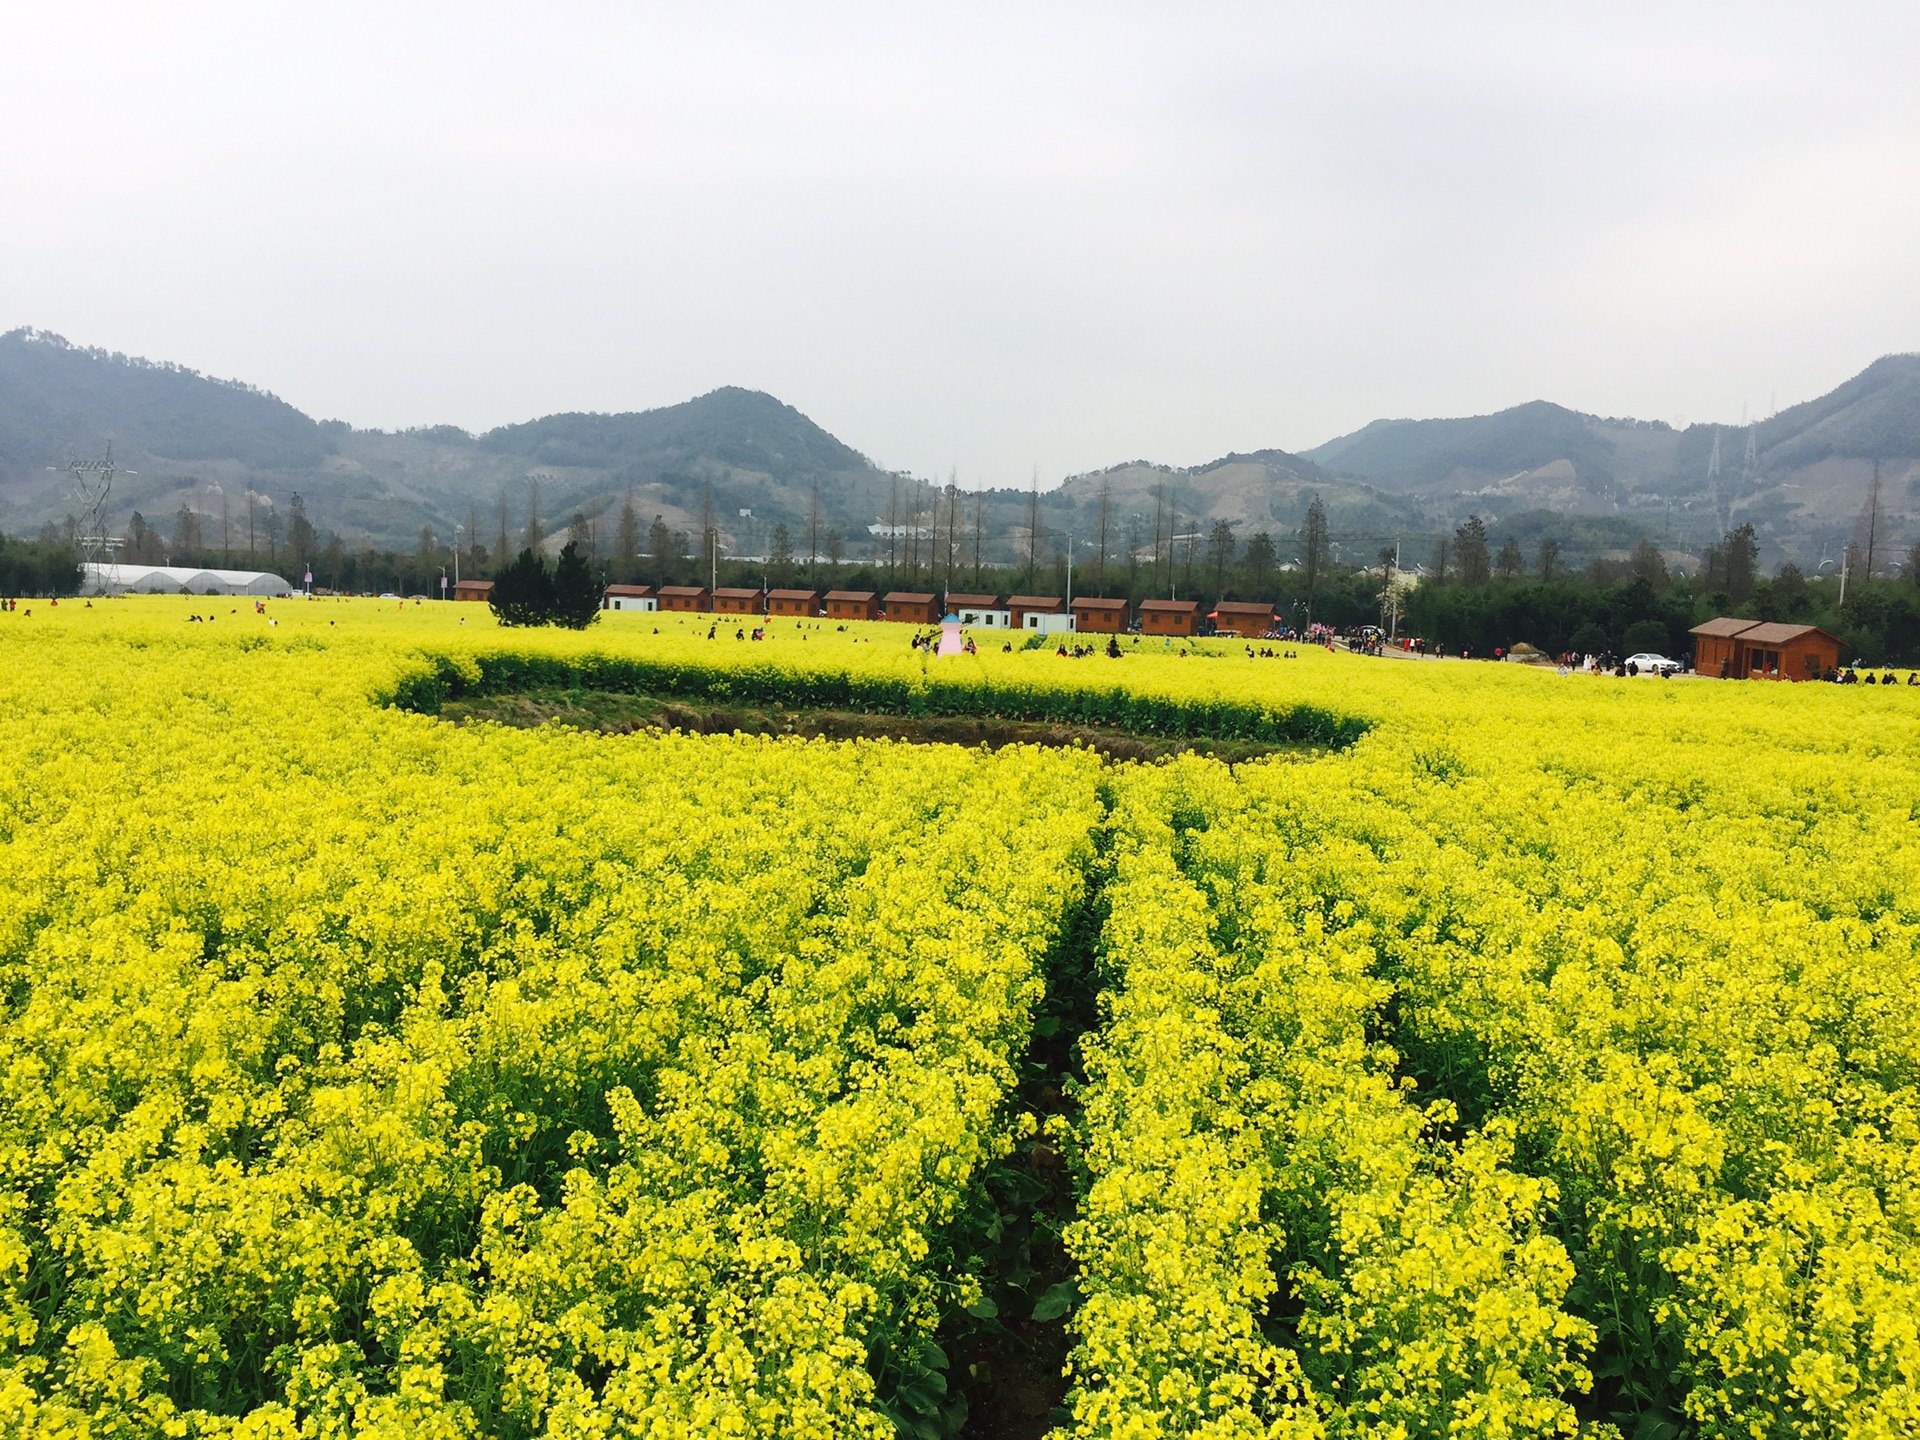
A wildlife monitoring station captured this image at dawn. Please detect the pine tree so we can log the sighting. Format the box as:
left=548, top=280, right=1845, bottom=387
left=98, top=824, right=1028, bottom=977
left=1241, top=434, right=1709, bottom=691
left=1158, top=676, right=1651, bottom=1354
left=550, top=541, right=601, bottom=629
left=618, top=498, right=640, bottom=566
left=287, top=493, right=317, bottom=570
left=1453, top=515, right=1490, bottom=587
left=1242, top=531, right=1276, bottom=595
left=489, top=548, right=556, bottom=627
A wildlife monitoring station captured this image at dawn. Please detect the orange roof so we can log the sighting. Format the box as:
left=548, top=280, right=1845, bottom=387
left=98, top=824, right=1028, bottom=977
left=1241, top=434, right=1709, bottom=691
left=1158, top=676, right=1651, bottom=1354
left=824, top=590, right=876, bottom=602
left=1007, top=595, right=1063, bottom=610
left=1071, top=597, right=1128, bottom=610
left=1138, top=598, right=1200, bottom=613
left=767, top=588, right=820, bottom=601
left=945, top=593, right=1002, bottom=608
left=883, top=591, right=937, bottom=604
left=1690, top=617, right=1761, bottom=638
left=603, top=583, right=653, bottom=596
left=1736, top=622, right=1842, bottom=646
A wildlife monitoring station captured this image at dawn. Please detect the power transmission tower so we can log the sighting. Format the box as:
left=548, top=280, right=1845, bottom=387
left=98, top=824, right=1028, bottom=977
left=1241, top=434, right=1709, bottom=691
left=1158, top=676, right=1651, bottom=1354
left=50, top=442, right=135, bottom=590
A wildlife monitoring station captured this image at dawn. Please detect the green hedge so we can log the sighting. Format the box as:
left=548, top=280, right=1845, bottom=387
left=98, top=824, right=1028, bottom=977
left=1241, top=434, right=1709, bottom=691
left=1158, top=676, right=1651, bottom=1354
left=384, top=651, right=1370, bottom=750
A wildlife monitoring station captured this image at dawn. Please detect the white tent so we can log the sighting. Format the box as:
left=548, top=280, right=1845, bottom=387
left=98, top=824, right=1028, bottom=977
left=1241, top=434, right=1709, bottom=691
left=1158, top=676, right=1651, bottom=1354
left=85, top=563, right=296, bottom=596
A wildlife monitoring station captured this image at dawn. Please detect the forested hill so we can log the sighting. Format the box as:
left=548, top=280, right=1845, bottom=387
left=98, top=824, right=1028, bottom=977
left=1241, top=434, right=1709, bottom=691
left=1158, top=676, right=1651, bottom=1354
left=0, top=328, right=326, bottom=471
left=0, top=329, right=894, bottom=554
left=479, top=388, right=874, bottom=478
left=1304, top=354, right=1920, bottom=557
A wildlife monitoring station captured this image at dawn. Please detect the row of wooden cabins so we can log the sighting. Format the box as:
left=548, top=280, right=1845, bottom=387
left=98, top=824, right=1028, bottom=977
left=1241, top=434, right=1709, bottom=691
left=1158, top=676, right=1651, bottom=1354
left=594, top=585, right=1284, bottom=637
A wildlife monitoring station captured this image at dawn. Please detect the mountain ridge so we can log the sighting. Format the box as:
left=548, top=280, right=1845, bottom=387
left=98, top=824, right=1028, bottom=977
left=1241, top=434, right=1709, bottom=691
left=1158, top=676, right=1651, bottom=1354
left=1, top=325, right=1913, bottom=565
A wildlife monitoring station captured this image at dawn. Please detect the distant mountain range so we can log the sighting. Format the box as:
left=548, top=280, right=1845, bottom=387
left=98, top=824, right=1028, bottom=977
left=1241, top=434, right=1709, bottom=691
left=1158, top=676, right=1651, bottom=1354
left=1, top=326, right=1913, bottom=567
left=1299, top=355, right=1920, bottom=564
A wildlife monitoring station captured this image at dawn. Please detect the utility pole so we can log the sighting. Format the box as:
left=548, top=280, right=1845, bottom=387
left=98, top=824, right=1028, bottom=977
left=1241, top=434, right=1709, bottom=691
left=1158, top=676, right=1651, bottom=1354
left=1865, top=461, right=1883, bottom=578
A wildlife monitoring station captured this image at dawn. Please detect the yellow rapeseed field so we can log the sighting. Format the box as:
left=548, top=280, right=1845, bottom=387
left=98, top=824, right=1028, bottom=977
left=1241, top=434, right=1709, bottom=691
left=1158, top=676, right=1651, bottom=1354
left=2, top=596, right=1916, bottom=1439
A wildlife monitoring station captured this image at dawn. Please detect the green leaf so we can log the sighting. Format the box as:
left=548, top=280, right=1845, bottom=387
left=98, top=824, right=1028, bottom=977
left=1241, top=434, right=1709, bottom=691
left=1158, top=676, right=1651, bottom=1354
left=1030, top=1281, right=1076, bottom=1322
left=965, top=1295, right=999, bottom=1319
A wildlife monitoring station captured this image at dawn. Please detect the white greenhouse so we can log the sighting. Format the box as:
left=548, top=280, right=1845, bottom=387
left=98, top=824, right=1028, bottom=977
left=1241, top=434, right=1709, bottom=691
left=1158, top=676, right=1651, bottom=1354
left=85, top=564, right=298, bottom=597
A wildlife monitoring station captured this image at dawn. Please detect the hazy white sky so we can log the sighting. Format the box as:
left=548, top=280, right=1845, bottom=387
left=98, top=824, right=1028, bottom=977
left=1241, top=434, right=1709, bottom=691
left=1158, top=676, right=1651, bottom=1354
left=4, top=2, right=1917, bottom=484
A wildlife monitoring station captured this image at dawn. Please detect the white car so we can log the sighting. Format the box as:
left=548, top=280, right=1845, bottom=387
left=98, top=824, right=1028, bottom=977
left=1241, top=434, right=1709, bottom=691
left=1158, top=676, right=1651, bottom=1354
left=1625, top=652, right=1682, bottom=676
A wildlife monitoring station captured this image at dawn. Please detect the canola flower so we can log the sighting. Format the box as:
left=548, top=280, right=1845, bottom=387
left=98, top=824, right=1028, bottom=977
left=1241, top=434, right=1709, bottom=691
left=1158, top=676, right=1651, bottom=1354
left=0, top=596, right=1916, bottom=1439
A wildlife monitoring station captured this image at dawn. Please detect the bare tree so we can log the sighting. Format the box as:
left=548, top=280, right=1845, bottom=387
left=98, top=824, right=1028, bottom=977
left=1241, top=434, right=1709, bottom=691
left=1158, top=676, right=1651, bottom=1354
left=1095, top=476, right=1113, bottom=591
left=1536, top=536, right=1560, bottom=581
left=1862, top=461, right=1884, bottom=577
left=1026, top=470, right=1043, bottom=589
left=1207, top=520, right=1235, bottom=594
left=1301, top=495, right=1331, bottom=615
left=943, top=473, right=960, bottom=592
left=971, top=489, right=986, bottom=585
left=524, top=478, right=543, bottom=552
left=700, top=479, right=716, bottom=587
left=886, top=476, right=900, bottom=584
left=807, top=479, right=822, bottom=565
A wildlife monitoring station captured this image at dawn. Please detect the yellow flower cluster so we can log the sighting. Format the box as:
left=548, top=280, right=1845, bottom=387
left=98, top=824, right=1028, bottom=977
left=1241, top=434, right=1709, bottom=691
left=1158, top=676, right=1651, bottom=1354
left=0, top=599, right=1103, bottom=1438
left=1065, top=760, right=1592, bottom=1440
left=1055, top=646, right=1920, bottom=1437
left=2, top=596, right=1917, bottom=1439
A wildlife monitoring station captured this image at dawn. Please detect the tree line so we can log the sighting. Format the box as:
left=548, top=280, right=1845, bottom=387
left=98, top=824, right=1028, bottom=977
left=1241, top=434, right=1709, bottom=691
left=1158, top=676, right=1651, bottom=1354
left=1411, top=514, right=1920, bottom=664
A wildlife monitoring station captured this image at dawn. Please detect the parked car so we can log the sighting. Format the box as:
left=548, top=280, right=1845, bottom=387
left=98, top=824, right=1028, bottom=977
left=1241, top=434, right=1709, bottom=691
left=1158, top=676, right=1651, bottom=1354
left=1625, top=652, right=1682, bottom=676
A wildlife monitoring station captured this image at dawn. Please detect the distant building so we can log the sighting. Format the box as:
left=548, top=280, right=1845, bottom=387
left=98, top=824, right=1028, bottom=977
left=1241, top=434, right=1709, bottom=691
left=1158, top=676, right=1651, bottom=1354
left=1007, top=595, right=1064, bottom=630
left=1139, top=598, right=1201, bottom=636
left=1210, top=601, right=1276, bottom=636
left=602, top=583, right=656, bottom=611
left=945, top=592, right=1009, bottom=628
left=713, top=586, right=764, bottom=615
left=1689, top=618, right=1842, bottom=681
left=824, top=590, right=880, bottom=622
left=86, top=563, right=295, bottom=596
left=883, top=591, right=939, bottom=624
left=767, top=588, right=821, bottom=617
left=658, top=585, right=712, bottom=612
left=452, top=579, right=495, bottom=603
left=1070, top=597, right=1129, bottom=633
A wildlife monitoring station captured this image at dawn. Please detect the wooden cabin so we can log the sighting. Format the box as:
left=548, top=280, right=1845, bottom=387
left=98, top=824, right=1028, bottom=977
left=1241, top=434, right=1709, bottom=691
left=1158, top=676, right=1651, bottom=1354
left=1211, top=600, right=1276, bottom=636
left=452, top=579, right=494, bottom=603
left=602, top=583, right=656, bottom=612
left=1139, top=598, right=1201, bottom=636
left=945, top=592, right=1010, bottom=628
left=713, top=587, right=764, bottom=615
left=824, top=590, right=880, bottom=622
left=1070, top=596, right=1129, bottom=633
left=1007, top=595, right=1064, bottom=630
left=1691, top=618, right=1842, bottom=681
left=766, top=588, right=821, bottom=617
left=657, top=585, right=712, bottom=613
left=882, top=592, right=939, bottom=624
